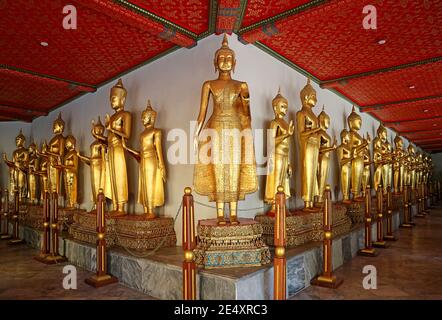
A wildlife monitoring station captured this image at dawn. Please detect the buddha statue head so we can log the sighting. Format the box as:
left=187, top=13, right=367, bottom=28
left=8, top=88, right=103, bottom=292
left=318, top=105, right=330, bottom=130
left=65, top=135, right=76, bottom=151
left=407, top=144, right=415, bottom=155
left=272, top=88, right=288, bottom=118
left=142, top=100, right=157, bottom=127
left=376, top=123, right=387, bottom=142
left=40, top=141, right=48, bottom=154
left=394, top=135, right=403, bottom=149
left=340, top=129, right=350, bottom=144
left=214, top=34, right=236, bottom=74
left=91, top=116, right=105, bottom=137
left=347, top=106, right=362, bottom=131
left=28, top=141, right=37, bottom=154
left=110, top=79, right=127, bottom=111
left=300, top=78, right=317, bottom=108
left=15, top=129, right=26, bottom=147
left=53, top=113, right=65, bottom=135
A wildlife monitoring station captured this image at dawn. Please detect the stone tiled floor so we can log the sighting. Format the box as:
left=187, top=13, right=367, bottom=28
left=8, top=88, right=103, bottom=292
left=1, top=205, right=442, bottom=300
left=0, top=240, right=154, bottom=300
left=292, top=204, right=442, bottom=300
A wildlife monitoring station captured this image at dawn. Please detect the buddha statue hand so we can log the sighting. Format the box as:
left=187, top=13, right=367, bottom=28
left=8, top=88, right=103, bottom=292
left=287, top=165, right=293, bottom=177
left=288, top=120, right=295, bottom=135
left=105, top=114, right=111, bottom=130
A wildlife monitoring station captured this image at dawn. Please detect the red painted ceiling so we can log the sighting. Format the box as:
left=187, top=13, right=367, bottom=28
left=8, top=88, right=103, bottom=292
left=1, top=0, right=441, bottom=153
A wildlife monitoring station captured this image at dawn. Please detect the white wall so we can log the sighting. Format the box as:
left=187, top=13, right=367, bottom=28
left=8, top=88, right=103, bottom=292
left=0, top=34, right=422, bottom=244
left=431, top=153, right=442, bottom=179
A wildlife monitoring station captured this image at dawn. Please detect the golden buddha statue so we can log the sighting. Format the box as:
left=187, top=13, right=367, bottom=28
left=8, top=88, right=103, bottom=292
left=384, top=137, right=393, bottom=194
left=407, top=145, right=416, bottom=190
left=372, top=127, right=383, bottom=193
left=46, top=113, right=66, bottom=194
left=347, top=106, right=369, bottom=200
left=53, top=135, right=78, bottom=209
left=27, top=142, right=40, bottom=204
left=3, top=130, right=29, bottom=200
left=393, top=135, right=405, bottom=193
left=296, top=78, right=321, bottom=211
left=361, top=133, right=371, bottom=197
left=337, top=129, right=352, bottom=203
left=315, top=106, right=336, bottom=205
left=403, top=147, right=411, bottom=187
left=36, top=142, right=50, bottom=201
left=416, top=153, right=423, bottom=186
left=264, top=89, right=293, bottom=212
left=123, top=101, right=166, bottom=219
left=77, top=117, right=108, bottom=207
left=105, top=79, right=132, bottom=214
left=193, top=35, right=258, bottom=225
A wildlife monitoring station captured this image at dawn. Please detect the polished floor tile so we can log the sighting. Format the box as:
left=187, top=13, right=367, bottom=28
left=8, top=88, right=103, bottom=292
left=292, top=204, right=442, bottom=300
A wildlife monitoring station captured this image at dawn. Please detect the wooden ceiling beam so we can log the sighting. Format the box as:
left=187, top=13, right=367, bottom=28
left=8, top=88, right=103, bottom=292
left=1, top=65, right=96, bottom=92
left=74, top=0, right=196, bottom=47
left=0, top=104, right=48, bottom=116
left=360, top=93, right=442, bottom=112
left=383, top=115, right=442, bottom=126
left=321, top=56, right=442, bottom=90
left=238, top=0, right=327, bottom=43
left=215, top=0, right=248, bottom=35
left=0, top=110, right=33, bottom=123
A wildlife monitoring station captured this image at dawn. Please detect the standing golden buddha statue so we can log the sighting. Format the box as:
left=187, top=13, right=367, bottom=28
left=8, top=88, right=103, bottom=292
left=264, top=89, right=293, bottom=213
left=3, top=130, right=29, bottom=200
left=347, top=106, right=369, bottom=200
left=361, top=133, right=372, bottom=197
left=105, top=79, right=132, bottom=214
left=123, top=101, right=166, bottom=219
left=194, top=35, right=258, bottom=225
left=403, top=147, right=411, bottom=188
left=372, top=126, right=384, bottom=193
left=416, top=153, right=423, bottom=186
left=393, top=135, right=405, bottom=194
left=54, top=135, right=79, bottom=209
left=337, top=129, right=352, bottom=203
left=46, top=113, right=66, bottom=194
left=315, top=106, right=336, bottom=205
left=296, top=78, right=321, bottom=211
left=384, top=137, right=393, bottom=195
left=27, top=142, right=40, bottom=204
left=77, top=117, right=108, bottom=207
left=36, top=142, right=50, bottom=200
left=408, top=145, right=417, bottom=190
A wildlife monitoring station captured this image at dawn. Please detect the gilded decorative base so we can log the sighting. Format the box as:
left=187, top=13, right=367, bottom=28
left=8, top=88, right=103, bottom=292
left=194, top=218, right=271, bottom=269
left=372, top=241, right=388, bottom=248
left=344, top=201, right=366, bottom=225
left=85, top=274, right=118, bottom=288
left=7, top=238, right=25, bottom=245
left=357, top=247, right=379, bottom=257
left=255, top=204, right=351, bottom=248
left=35, top=254, right=68, bottom=265
left=69, top=211, right=176, bottom=251
left=113, top=215, right=177, bottom=250
left=20, top=205, right=83, bottom=232
left=311, top=275, right=343, bottom=289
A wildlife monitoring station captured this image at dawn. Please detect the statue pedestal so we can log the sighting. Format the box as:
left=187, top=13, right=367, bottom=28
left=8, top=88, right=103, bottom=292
left=194, top=218, right=271, bottom=269
left=22, top=204, right=83, bottom=231
left=343, top=200, right=369, bottom=225
left=69, top=211, right=177, bottom=251
left=255, top=204, right=351, bottom=248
